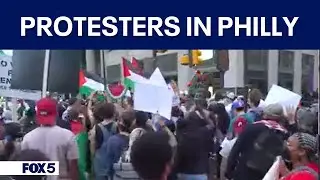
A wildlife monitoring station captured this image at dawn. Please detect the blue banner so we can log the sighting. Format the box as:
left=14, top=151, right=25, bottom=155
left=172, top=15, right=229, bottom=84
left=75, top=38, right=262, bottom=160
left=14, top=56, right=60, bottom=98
left=0, top=0, right=319, bottom=48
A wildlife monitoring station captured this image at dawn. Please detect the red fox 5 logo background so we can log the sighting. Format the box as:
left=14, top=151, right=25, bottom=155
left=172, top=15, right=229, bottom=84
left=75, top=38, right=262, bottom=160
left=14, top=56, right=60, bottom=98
left=22, top=162, right=59, bottom=175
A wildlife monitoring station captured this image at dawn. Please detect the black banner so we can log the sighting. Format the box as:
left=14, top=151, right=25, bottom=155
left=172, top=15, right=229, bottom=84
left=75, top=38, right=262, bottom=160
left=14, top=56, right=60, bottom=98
left=11, top=50, right=45, bottom=91
left=11, top=50, right=83, bottom=93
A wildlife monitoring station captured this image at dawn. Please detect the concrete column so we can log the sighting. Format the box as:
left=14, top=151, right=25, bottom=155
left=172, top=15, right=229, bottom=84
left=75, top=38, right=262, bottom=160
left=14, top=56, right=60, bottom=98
left=224, top=50, right=244, bottom=88
left=86, top=50, right=96, bottom=73
left=314, top=51, right=319, bottom=91
left=293, top=51, right=302, bottom=94
left=177, top=50, right=194, bottom=92
left=268, top=50, right=279, bottom=89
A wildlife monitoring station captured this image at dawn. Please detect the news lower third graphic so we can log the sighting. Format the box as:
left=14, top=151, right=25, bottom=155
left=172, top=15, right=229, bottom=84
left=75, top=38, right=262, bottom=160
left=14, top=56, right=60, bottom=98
left=0, top=161, right=59, bottom=175
left=20, top=16, right=299, bottom=37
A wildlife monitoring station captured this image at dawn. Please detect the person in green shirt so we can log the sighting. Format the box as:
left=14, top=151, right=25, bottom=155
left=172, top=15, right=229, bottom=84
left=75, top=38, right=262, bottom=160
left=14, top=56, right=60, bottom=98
left=70, top=109, right=90, bottom=180
left=228, top=100, right=254, bottom=134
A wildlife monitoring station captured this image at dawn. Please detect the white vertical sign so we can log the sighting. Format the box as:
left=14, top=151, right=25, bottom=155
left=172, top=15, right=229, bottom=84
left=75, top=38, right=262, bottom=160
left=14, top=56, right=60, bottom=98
left=0, top=54, right=41, bottom=100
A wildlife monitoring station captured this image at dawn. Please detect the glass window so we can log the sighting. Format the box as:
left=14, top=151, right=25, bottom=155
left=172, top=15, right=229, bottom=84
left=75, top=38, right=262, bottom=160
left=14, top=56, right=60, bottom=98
left=164, top=75, right=177, bottom=84
left=278, top=51, right=294, bottom=91
left=156, top=53, right=178, bottom=73
left=301, top=54, right=315, bottom=93
left=244, top=50, right=268, bottom=95
left=106, top=64, right=121, bottom=83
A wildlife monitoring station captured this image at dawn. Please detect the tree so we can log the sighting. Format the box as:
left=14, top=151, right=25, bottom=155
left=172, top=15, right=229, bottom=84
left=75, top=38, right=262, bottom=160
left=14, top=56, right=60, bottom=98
left=188, top=70, right=209, bottom=101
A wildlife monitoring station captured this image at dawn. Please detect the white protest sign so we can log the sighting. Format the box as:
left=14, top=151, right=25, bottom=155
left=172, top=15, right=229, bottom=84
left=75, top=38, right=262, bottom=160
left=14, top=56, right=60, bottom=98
left=265, top=85, right=301, bottom=111
left=149, top=68, right=180, bottom=108
left=259, top=99, right=267, bottom=108
left=134, top=82, right=159, bottom=114
left=149, top=68, right=167, bottom=86
left=0, top=55, right=41, bottom=100
left=133, top=68, right=173, bottom=119
left=157, top=86, right=173, bottom=119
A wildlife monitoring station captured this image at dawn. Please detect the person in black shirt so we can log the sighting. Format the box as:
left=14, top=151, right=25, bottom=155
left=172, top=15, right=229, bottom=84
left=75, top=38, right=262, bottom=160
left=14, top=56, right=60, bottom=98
left=175, top=106, right=215, bottom=180
left=226, top=103, right=288, bottom=180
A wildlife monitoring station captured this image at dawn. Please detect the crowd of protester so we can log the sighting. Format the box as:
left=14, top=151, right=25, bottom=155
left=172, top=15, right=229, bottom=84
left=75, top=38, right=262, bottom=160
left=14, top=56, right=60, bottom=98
left=0, top=85, right=318, bottom=180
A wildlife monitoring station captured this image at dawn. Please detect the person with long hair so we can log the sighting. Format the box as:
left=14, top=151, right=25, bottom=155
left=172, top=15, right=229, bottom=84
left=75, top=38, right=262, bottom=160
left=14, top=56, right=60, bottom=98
left=208, top=103, right=230, bottom=180
left=175, top=100, right=215, bottom=180
left=208, top=103, right=230, bottom=135
left=0, top=122, right=23, bottom=161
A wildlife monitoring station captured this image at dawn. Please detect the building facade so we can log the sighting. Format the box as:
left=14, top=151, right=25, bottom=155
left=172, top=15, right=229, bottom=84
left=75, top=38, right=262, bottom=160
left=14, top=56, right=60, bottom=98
left=86, top=50, right=319, bottom=95
left=225, top=50, right=319, bottom=95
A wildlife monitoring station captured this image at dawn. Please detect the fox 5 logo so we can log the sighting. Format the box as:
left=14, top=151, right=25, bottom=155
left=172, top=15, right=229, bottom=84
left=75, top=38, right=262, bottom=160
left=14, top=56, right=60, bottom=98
left=22, top=162, right=59, bottom=175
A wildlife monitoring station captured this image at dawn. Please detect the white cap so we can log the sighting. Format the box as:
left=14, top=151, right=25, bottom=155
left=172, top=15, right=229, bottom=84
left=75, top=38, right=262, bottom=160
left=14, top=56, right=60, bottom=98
left=227, top=92, right=235, bottom=99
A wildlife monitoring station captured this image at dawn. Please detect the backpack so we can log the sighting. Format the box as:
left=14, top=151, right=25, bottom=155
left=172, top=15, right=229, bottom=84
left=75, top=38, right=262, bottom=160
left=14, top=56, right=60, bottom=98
left=246, top=122, right=287, bottom=174
left=229, top=114, right=252, bottom=135
left=95, top=122, right=117, bottom=149
left=247, top=109, right=263, bottom=122
left=113, top=137, right=140, bottom=180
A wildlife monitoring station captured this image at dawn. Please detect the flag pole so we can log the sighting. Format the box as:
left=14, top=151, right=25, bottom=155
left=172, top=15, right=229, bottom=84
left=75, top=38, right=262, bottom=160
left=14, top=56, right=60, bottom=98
left=100, top=50, right=107, bottom=90
left=42, top=50, right=51, bottom=98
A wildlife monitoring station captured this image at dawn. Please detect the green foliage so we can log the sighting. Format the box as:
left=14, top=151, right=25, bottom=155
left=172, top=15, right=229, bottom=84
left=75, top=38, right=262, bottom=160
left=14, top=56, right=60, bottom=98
left=188, top=73, right=206, bottom=98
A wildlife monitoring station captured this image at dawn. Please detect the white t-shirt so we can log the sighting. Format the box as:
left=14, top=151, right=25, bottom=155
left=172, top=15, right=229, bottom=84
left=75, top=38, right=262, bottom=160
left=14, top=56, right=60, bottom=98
left=219, top=137, right=237, bottom=158
left=21, top=126, right=78, bottom=180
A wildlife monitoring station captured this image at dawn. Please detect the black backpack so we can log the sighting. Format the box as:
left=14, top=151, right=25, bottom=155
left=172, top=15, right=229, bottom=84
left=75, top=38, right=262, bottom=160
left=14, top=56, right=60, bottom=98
left=246, top=128, right=286, bottom=174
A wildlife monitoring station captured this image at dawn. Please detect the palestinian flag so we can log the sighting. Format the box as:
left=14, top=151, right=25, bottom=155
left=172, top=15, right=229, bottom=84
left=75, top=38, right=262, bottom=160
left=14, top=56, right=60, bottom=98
left=122, top=57, right=143, bottom=91
left=79, top=70, right=105, bottom=97
left=70, top=120, right=89, bottom=180
left=106, top=83, right=126, bottom=100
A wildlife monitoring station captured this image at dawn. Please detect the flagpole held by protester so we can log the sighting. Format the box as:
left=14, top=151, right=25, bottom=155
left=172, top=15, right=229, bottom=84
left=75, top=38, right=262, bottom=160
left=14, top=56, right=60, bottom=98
left=100, top=50, right=107, bottom=91
left=41, top=50, right=51, bottom=98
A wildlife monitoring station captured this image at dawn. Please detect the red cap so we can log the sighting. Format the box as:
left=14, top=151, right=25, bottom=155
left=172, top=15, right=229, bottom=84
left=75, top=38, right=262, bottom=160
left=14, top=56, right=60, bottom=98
left=233, top=116, right=248, bottom=135
left=36, top=98, right=57, bottom=125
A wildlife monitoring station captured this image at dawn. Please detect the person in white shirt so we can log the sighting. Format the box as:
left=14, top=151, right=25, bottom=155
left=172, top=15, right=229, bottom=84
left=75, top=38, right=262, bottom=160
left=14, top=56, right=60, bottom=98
left=219, top=116, right=248, bottom=180
left=22, top=97, right=79, bottom=180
